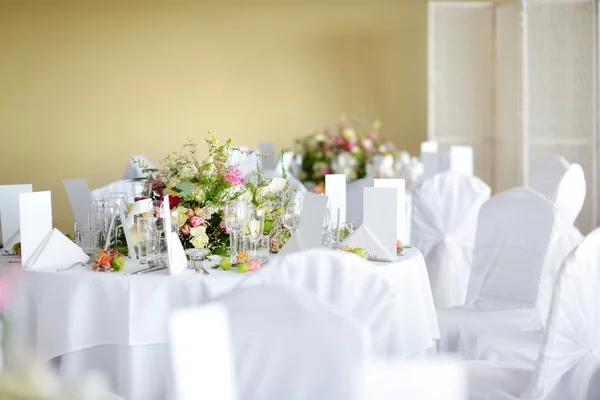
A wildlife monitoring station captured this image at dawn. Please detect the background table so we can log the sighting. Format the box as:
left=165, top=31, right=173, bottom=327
left=6, top=247, right=438, bottom=400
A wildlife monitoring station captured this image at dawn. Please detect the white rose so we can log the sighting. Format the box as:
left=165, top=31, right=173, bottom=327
left=342, top=129, right=356, bottom=140
left=190, top=226, right=209, bottom=248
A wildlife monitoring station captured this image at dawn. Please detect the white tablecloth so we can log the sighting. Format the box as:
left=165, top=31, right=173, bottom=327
left=6, top=247, right=438, bottom=400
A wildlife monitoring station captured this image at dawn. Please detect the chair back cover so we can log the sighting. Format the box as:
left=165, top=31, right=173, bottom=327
left=170, top=304, right=238, bottom=400
left=411, top=172, right=491, bottom=307
left=346, top=177, right=374, bottom=226
left=530, top=156, right=586, bottom=226
left=122, top=154, right=156, bottom=180
left=523, top=228, right=600, bottom=400
left=216, top=286, right=367, bottom=400
left=260, top=248, right=395, bottom=355
left=90, top=180, right=134, bottom=203
left=465, top=188, right=557, bottom=317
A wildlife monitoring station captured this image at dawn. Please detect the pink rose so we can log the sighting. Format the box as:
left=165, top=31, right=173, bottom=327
left=194, top=207, right=202, bottom=217
left=248, top=259, right=261, bottom=271
left=219, top=220, right=230, bottom=235
left=224, top=166, right=245, bottom=185
left=182, top=225, right=191, bottom=235
left=190, top=216, right=202, bottom=227
left=187, top=209, right=195, bottom=217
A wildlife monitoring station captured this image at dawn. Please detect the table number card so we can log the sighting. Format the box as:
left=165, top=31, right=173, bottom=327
left=63, top=179, right=93, bottom=228
left=420, top=141, right=439, bottom=179
left=363, top=187, right=398, bottom=260
left=279, top=193, right=328, bottom=255
left=19, top=191, right=53, bottom=266
left=162, top=196, right=187, bottom=275
left=449, top=145, right=474, bottom=175
left=325, top=174, right=346, bottom=226
left=374, top=179, right=407, bottom=244
left=0, top=184, right=32, bottom=249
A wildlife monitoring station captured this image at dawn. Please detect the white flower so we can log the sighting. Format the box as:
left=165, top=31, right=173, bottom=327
left=193, top=187, right=205, bottom=202
left=190, top=226, right=209, bottom=248
left=180, top=163, right=198, bottom=179
left=342, top=129, right=356, bottom=140
left=314, top=134, right=326, bottom=142
left=399, top=151, right=411, bottom=165
left=368, top=154, right=394, bottom=178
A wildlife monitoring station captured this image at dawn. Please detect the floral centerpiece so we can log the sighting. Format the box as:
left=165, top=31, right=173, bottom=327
left=136, top=132, right=293, bottom=256
left=294, top=116, right=395, bottom=192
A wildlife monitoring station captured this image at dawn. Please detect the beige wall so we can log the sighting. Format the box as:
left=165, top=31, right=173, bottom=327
left=0, top=0, right=428, bottom=232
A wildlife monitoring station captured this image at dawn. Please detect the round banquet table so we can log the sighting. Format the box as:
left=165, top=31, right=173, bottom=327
left=5, top=247, right=439, bottom=400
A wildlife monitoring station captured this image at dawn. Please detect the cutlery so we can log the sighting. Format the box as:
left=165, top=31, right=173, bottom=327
left=367, top=256, right=393, bottom=263
left=127, top=266, right=161, bottom=275
left=136, top=266, right=167, bottom=275
left=57, top=261, right=86, bottom=272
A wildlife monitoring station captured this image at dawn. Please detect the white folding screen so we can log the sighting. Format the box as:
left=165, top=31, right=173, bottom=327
left=427, top=1, right=495, bottom=186
left=428, top=0, right=599, bottom=232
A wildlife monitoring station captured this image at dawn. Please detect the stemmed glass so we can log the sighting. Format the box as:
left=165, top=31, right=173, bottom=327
left=282, top=195, right=302, bottom=235
left=246, top=207, right=265, bottom=260
left=224, top=201, right=249, bottom=263
left=132, top=181, right=153, bottom=202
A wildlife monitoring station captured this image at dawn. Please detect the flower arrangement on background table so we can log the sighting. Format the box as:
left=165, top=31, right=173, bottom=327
left=293, top=116, right=424, bottom=191
left=135, top=132, right=294, bottom=256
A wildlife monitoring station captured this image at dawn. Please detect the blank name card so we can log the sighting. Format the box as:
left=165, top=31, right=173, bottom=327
left=19, top=191, right=53, bottom=266
left=325, top=174, right=346, bottom=226
left=298, top=193, right=328, bottom=248
left=63, top=179, right=93, bottom=228
left=449, top=146, right=474, bottom=175
left=374, top=179, right=407, bottom=243
left=420, top=141, right=439, bottom=179
left=364, top=187, right=397, bottom=259
left=0, top=184, right=32, bottom=248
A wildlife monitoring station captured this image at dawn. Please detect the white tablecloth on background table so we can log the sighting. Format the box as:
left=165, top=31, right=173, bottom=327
left=5, top=247, right=438, bottom=400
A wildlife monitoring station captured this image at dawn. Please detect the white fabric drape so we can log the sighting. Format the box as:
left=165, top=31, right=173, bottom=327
left=90, top=180, right=134, bottom=203
left=438, top=188, right=557, bottom=352
left=122, top=155, right=155, bottom=180
left=411, top=172, right=491, bottom=308
left=466, top=228, right=600, bottom=400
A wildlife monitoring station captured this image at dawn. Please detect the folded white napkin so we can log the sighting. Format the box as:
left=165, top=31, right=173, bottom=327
left=342, top=225, right=395, bottom=261
left=24, top=228, right=89, bottom=269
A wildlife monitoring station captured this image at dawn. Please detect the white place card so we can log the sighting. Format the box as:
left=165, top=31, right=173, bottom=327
left=449, top=145, right=474, bottom=175
left=126, top=198, right=154, bottom=227
left=278, top=194, right=329, bottom=256
left=19, top=191, right=53, bottom=266
left=24, top=228, right=88, bottom=269
left=363, top=187, right=397, bottom=260
left=325, top=174, right=346, bottom=226
left=346, top=178, right=374, bottom=226
left=258, top=142, right=277, bottom=170
left=0, top=184, right=32, bottom=249
left=437, top=152, right=451, bottom=173
left=118, top=207, right=137, bottom=260
left=162, top=196, right=187, bottom=275
left=374, top=179, right=407, bottom=243
left=420, top=141, right=439, bottom=179
left=170, top=305, right=238, bottom=400
left=63, top=179, right=93, bottom=228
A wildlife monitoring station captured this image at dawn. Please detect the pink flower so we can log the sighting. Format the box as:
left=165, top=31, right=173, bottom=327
left=182, top=225, right=191, bottom=235
left=224, top=166, right=245, bottom=185
left=190, top=216, right=202, bottom=227
left=187, top=209, right=195, bottom=217
left=219, top=219, right=230, bottom=234
left=194, top=207, right=202, bottom=217
left=248, top=259, right=261, bottom=272
left=368, top=131, right=377, bottom=140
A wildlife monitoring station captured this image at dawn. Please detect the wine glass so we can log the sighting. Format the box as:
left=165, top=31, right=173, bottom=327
left=224, top=201, right=248, bottom=263
left=282, top=198, right=302, bottom=235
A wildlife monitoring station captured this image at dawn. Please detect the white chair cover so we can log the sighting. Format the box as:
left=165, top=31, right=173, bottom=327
left=259, top=249, right=397, bottom=356
left=346, top=178, right=374, bottom=226
left=438, top=188, right=557, bottom=352
left=170, top=304, right=238, bottom=400
left=90, top=180, right=135, bottom=203
left=213, top=285, right=367, bottom=400
left=467, top=228, right=600, bottom=400
left=411, top=172, right=491, bottom=308
left=122, top=154, right=156, bottom=180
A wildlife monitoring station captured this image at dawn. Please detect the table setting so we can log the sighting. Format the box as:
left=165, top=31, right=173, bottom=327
left=0, top=130, right=439, bottom=400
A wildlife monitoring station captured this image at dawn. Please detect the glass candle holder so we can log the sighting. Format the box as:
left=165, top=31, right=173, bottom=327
left=244, top=235, right=270, bottom=264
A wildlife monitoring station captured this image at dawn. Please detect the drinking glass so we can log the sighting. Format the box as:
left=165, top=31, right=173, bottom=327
left=147, top=231, right=162, bottom=267
left=282, top=197, right=302, bottom=235
left=247, top=208, right=265, bottom=239
left=245, top=235, right=269, bottom=264
left=132, top=181, right=152, bottom=202
left=169, top=210, right=181, bottom=233
left=137, top=217, right=157, bottom=264
left=321, top=204, right=332, bottom=247
left=330, top=207, right=342, bottom=249
left=77, top=230, right=102, bottom=256
left=224, top=201, right=248, bottom=263
left=106, top=192, right=128, bottom=214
